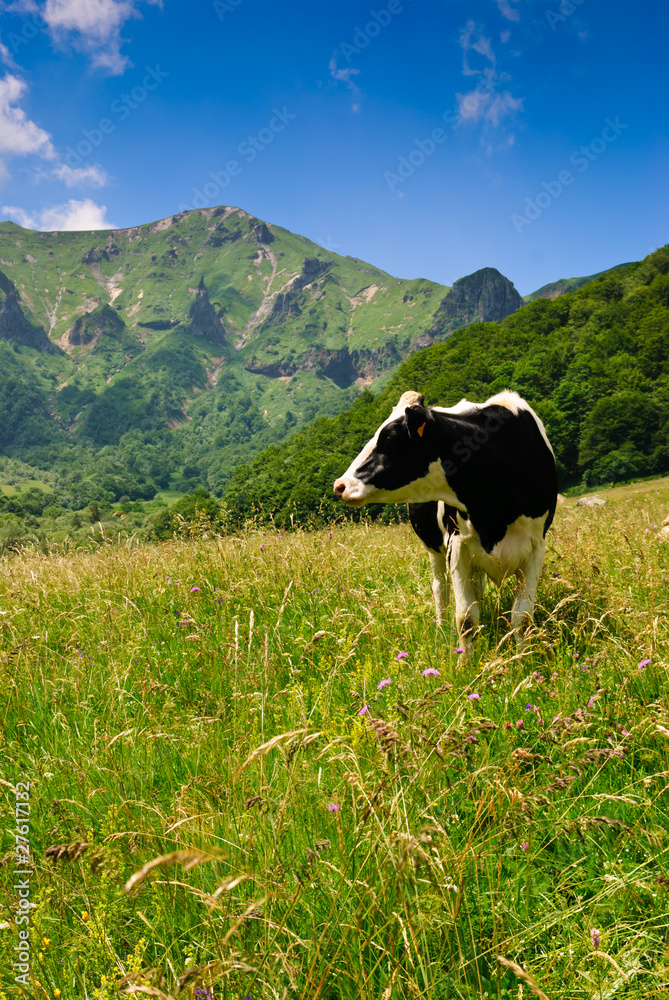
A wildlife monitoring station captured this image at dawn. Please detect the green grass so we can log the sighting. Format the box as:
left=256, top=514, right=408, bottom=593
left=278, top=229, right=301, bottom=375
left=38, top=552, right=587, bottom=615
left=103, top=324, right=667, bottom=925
left=2, top=484, right=669, bottom=998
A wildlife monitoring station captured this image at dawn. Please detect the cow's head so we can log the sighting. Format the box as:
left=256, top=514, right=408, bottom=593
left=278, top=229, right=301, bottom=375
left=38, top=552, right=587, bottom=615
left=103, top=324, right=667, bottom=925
left=333, top=391, right=442, bottom=505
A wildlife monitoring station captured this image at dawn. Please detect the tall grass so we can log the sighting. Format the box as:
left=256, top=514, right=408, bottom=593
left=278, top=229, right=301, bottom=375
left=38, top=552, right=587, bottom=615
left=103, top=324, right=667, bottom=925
left=1, top=488, right=669, bottom=999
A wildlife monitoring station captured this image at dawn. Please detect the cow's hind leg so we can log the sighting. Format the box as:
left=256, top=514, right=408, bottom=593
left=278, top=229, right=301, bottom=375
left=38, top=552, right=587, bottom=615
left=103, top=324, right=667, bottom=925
left=428, top=549, right=449, bottom=624
left=512, top=538, right=546, bottom=649
left=449, top=535, right=479, bottom=651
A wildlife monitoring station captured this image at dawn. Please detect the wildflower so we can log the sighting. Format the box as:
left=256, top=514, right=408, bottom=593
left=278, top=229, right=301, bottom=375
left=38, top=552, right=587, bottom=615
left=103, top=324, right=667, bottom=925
left=552, top=671, right=559, bottom=679
left=454, top=647, right=465, bottom=654
left=580, top=664, right=587, bottom=671
left=54, top=992, right=61, bottom=999
left=574, top=652, right=579, bottom=659
left=396, top=651, right=409, bottom=660
left=277, top=534, right=283, bottom=538
left=190, top=586, right=200, bottom=593
left=377, top=678, right=391, bottom=689
left=515, top=719, right=524, bottom=728
left=327, top=803, right=340, bottom=812
left=621, top=729, right=629, bottom=736
left=638, top=658, right=651, bottom=669
left=520, top=842, right=529, bottom=852
left=504, top=720, right=512, bottom=730
left=591, top=928, right=601, bottom=950
left=587, top=695, right=600, bottom=709
left=358, top=705, right=370, bottom=716
left=467, top=693, right=480, bottom=700
left=260, top=544, right=265, bottom=552
left=81, top=911, right=89, bottom=922
left=422, top=667, right=440, bottom=677
left=328, top=531, right=332, bottom=539
left=41, top=937, right=50, bottom=947
left=525, top=703, right=533, bottom=711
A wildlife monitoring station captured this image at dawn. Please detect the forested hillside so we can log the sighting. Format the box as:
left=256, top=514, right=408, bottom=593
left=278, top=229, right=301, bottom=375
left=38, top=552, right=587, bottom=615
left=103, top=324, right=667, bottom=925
left=222, top=246, right=669, bottom=526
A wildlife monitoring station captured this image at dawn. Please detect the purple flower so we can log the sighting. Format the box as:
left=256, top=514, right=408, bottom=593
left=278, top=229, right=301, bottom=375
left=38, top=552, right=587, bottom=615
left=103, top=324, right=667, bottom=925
left=574, top=652, right=579, bottom=659
left=260, top=543, right=265, bottom=552
left=638, top=658, right=651, bottom=669
left=454, top=647, right=465, bottom=654
left=422, top=668, right=440, bottom=677
left=377, top=678, right=391, bottom=690
left=516, top=719, right=524, bottom=728
left=525, top=703, right=533, bottom=711
left=580, top=664, right=587, bottom=671
left=591, top=928, right=601, bottom=951
left=396, top=651, right=409, bottom=660
left=190, top=586, right=200, bottom=593
left=327, top=803, right=340, bottom=812
left=277, top=534, right=283, bottom=539
left=520, top=842, right=529, bottom=852
left=358, top=705, right=370, bottom=716
left=467, top=693, right=480, bottom=700
left=621, top=728, right=629, bottom=736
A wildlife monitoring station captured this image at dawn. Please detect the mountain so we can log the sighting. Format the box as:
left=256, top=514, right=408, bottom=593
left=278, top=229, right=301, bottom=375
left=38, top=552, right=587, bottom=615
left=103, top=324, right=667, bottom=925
left=220, top=246, right=669, bottom=527
left=0, top=207, right=525, bottom=503
left=524, top=261, right=635, bottom=302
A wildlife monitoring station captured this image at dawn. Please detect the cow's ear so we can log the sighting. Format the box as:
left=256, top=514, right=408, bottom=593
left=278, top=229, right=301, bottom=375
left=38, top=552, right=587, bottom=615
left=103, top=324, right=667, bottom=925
left=405, top=404, right=430, bottom=440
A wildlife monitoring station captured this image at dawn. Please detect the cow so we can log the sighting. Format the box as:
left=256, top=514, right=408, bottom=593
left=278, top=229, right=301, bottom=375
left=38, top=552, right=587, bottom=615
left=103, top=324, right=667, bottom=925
left=333, top=390, right=558, bottom=649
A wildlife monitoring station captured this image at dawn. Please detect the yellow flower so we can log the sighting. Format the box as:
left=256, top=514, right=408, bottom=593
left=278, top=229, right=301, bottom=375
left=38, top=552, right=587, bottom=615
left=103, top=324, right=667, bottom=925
left=42, top=937, right=51, bottom=947
left=38, top=951, right=44, bottom=960
left=54, top=991, right=61, bottom=998
left=81, top=911, right=89, bottom=922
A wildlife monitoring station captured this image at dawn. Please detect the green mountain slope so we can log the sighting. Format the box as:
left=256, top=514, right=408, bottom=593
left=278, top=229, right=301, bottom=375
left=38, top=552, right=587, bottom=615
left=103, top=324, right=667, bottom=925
left=524, top=261, right=635, bottom=302
left=221, top=246, right=669, bottom=526
left=0, top=207, right=525, bottom=504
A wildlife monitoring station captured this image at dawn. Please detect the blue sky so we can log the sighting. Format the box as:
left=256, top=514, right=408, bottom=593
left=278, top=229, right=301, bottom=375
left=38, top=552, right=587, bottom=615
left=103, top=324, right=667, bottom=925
left=0, top=0, right=666, bottom=294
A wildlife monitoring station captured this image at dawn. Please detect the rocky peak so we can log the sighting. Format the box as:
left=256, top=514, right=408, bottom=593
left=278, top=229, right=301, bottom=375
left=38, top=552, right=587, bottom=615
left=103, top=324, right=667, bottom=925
left=0, top=269, right=56, bottom=352
left=420, top=267, right=523, bottom=347
left=187, top=276, right=228, bottom=346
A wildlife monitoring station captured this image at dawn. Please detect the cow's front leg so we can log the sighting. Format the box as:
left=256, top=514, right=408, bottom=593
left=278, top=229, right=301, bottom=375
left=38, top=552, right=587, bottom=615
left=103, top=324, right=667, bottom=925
left=448, top=535, right=479, bottom=651
left=428, top=549, right=449, bottom=624
left=512, top=539, right=545, bottom=649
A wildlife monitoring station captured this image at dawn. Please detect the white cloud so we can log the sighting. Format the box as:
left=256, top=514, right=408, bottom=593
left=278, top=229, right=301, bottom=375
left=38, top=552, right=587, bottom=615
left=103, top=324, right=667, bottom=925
left=7, top=0, right=163, bottom=75
left=51, top=162, right=109, bottom=187
left=2, top=196, right=115, bottom=229
left=495, top=0, right=521, bottom=22
left=0, top=74, right=54, bottom=158
left=457, top=19, right=523, bottom=131
left=329, top=57, right=362, bottom=113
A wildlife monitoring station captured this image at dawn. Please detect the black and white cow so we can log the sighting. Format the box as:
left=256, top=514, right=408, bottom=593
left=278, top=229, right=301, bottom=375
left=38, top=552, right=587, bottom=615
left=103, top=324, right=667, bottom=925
left=333, top=390, right=558, bottom=647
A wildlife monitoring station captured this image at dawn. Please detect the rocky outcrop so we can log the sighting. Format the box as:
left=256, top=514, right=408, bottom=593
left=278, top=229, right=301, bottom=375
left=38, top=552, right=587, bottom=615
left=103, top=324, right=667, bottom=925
left=267, top=257, right=333, bottom=326
left=253, top=222, right=274, bottom=245
left=68, top=304, right=125, bottom=346
left=0, top=269, right=56, bottom=352
left=186, top=276, right=228, bottom=346
left=419, top=267, right=523, bottom=348
left=246, top=341, right=402, bottom=388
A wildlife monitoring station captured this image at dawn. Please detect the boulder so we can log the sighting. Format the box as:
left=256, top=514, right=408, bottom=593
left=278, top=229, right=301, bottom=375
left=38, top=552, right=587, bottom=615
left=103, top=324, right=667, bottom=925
left=576, top=495, right=606, bottom=508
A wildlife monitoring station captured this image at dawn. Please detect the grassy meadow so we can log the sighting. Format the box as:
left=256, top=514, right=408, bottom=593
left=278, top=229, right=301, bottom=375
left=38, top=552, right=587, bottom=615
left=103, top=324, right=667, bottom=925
left=2, top=484, right=669, bottom=999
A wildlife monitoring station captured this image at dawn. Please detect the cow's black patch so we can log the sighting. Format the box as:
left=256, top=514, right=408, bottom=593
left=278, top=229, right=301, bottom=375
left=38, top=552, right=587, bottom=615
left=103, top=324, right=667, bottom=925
left=353, top=414, right=434, bottom=491
left=408, top=502, right=459, bottom=553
